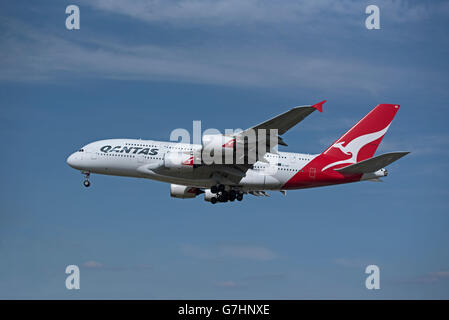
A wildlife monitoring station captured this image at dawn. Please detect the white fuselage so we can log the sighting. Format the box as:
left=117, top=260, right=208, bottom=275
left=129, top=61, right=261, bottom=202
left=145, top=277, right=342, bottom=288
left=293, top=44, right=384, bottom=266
left=66, top=138, right=316, bottom=191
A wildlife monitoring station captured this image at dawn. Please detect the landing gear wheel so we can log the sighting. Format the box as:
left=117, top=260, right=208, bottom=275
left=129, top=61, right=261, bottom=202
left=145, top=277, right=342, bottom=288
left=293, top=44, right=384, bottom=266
left=211, top=197, right=217, bottom=204
left=211, top=185, right=218, bottom=194
left=218, top=192, right=228, bottom=202
left=221, top=190, right=228, bottom=200
left=83, top=180, right=91, bottom=187
left=218, top=184, right=225, bottom=192
left=236, top=193, right=243, bottom=201
left=229, top=190, right=236, bottom=202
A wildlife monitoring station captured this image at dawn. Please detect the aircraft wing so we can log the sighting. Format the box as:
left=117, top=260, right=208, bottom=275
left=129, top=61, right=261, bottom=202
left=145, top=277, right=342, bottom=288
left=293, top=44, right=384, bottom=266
left=240, top=100, right=326, bottom=141
left=157, top=102, right=326, bottom=185
left=231, top=101, right=325, bottom=164
left=211, top=164, right=253, bottom=185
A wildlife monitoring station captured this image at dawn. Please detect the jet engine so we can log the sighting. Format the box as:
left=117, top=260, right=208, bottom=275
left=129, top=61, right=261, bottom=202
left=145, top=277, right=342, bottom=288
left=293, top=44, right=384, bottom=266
left=170, top=184, right=203, bottom=199
left=201, top=133, right=278, bottom=165
left=164, top=152, right=195, bottom=171
left=203, top=189, right=215, bottom=202
left=201, top=134, right=237, bottom=165
left=202, top=134, right=235, bottom=152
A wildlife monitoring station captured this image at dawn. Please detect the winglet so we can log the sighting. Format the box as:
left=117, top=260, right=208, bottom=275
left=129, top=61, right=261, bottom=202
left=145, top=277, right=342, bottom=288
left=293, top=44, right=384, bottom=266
left=312, top=100, right=326, bottom=112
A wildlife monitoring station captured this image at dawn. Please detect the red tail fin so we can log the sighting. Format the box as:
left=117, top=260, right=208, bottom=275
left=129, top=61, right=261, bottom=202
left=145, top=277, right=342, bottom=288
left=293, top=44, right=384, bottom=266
left=321, top=104, right=400, bottom=171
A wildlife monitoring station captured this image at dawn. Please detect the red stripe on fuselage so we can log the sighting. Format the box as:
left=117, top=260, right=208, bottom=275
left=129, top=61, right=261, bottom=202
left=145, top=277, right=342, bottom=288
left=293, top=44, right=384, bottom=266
left=282, top=154, right=362, bottom=190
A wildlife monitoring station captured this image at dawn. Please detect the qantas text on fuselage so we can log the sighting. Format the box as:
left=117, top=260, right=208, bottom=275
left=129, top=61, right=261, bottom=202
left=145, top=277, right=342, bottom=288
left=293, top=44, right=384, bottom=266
left=67, top=101, right=409, bottom=204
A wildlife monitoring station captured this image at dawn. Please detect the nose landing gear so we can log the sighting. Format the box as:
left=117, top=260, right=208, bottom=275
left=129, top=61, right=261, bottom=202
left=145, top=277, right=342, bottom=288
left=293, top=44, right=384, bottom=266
left=82, top=171, right=91, bottom=187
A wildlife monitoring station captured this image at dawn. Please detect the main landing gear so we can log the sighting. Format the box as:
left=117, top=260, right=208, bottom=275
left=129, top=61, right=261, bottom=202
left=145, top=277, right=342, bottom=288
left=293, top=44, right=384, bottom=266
left=210, top=184, right=243, bottom=204
left=82, top=171, right=91, bottom=187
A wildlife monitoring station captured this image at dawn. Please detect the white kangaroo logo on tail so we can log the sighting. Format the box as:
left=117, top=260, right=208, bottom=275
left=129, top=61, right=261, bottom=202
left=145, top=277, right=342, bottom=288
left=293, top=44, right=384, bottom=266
left=321, top=124, right=390, bottom=171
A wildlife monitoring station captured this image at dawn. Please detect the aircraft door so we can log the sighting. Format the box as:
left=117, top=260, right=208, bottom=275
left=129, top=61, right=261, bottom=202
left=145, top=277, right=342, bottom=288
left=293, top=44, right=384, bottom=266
left=309, top=167, right=316, bottom=179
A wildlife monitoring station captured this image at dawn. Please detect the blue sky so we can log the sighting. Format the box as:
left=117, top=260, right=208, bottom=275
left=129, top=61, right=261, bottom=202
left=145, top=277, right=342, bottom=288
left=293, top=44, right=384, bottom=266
left=0, top=0, right=448, bottom=299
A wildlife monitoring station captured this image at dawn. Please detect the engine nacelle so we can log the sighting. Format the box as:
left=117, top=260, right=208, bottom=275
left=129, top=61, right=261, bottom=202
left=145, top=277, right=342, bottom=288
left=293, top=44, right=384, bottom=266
left=203, top=189, right=215, bottom=202
left=164, top=152, right=194, bottom=170
left=170, top=184, right=202, bottom=199
left=202, top=134, right=235, bottom=152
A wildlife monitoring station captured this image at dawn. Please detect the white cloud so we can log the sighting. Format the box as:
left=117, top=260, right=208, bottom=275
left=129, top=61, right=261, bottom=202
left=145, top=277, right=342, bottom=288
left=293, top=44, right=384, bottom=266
left=82, top=260, right=152, bottom=271
left=220, top=244, right=277, bottom=260
left=84, top=0, right=448, bottom=26
left=181, top=243, right=277, bottom=261
left=215, top=280, right=240, bottom=288
left=429, top=271, right=449, bottom=278
left=85, top=0, right=357, bottom=26
left=1, top=2, right=447, bottom=93
left=0, top=19, right=416, bottom=92
left=83, top=260, right=104, bottom=268
left=396, top=270, right=449, bottom=284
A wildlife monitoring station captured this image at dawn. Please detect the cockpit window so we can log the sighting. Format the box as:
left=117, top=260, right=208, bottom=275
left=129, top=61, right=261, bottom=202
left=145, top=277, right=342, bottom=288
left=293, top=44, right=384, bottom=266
left=78, top=148, right=84, bottom=152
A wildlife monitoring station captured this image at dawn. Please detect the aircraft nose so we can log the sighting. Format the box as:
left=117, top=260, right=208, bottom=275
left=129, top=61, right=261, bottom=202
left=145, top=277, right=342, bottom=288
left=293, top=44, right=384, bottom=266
left=66, top=153, right=75, bottom=167
left=66, top=153, right=80, bottom=168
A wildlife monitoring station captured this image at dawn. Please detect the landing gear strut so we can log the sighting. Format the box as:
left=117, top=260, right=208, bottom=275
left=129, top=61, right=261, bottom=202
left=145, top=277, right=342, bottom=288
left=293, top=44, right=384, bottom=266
left=211, top=184, right=225, bottom=194
left=218, top=190, right=228, bottom=202
left=82, top=171, right=91, bottom=187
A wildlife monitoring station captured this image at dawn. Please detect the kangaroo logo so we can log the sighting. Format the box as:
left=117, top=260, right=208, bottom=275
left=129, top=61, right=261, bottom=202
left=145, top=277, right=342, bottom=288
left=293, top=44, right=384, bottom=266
left=332, top=142, right=351, bottom=155
left=182, top=156, right=194, bottom=166
left=321, top=124, right=390, bottom=171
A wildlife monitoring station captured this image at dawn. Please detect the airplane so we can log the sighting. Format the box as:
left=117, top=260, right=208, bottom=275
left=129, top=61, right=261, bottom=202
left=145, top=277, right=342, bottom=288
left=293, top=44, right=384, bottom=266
left=66, top=101, right=409, bottom=204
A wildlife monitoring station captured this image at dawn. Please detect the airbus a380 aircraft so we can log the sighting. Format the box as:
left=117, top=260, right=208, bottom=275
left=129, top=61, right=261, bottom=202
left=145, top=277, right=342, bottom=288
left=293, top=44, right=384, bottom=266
left=67, top=101, right=409, bottom=204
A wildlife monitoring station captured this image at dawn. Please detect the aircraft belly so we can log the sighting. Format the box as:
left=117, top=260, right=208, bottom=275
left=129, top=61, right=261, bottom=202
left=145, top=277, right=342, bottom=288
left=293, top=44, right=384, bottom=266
left=145, top=174, right=214, bottom=188
left=135, top=165, right=215, bottom=188
left=87, top=158, right=143, bottom=178
left=240, top=172, right=281, bottom=190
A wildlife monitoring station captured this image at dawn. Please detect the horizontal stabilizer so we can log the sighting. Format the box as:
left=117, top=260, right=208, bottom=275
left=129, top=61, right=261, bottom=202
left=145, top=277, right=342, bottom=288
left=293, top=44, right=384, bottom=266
left=335, top=151, right=409, bottom=174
